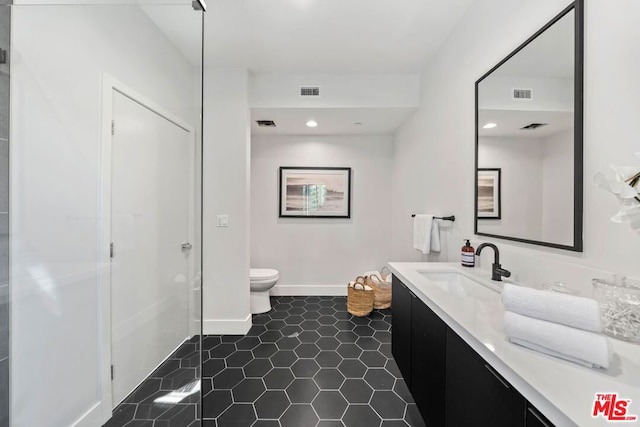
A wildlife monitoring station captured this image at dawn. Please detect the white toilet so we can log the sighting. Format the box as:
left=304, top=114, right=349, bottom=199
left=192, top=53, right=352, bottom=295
left=250, top=268, right=279, bottom=314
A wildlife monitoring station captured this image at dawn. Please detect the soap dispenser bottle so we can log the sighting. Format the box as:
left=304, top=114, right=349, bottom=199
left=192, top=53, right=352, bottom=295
left=461, top=239, right=475, bottom=267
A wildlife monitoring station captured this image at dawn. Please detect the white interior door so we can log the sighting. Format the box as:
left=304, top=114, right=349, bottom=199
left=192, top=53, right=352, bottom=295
left=110, top=90, right=192, bottom=406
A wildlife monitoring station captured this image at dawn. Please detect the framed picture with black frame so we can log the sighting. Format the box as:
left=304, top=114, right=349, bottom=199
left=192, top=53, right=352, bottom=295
left=477, top=168, right=501, bottom=219
left=279, top=167, right=351, bottom=218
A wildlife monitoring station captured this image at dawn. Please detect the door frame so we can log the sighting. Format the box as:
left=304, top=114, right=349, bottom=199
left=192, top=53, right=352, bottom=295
left=98, top=74, right=196, bottom=423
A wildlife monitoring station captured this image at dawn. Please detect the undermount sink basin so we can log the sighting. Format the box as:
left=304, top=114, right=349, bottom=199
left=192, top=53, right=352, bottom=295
left=420, top=271, right=497, bottom=299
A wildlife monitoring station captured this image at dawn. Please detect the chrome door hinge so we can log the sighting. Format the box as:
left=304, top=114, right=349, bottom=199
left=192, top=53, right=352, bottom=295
left=111, top=120, right=115, bottom=136
left=111, top=365, right=114, bottom=380
left=110, top=242, right=114, bottom=258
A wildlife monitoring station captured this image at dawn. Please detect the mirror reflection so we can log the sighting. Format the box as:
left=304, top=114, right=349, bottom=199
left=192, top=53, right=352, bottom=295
left=476, top=7, right=581, bottom=250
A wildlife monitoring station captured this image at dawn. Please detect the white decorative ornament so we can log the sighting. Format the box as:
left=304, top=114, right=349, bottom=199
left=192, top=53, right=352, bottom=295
left=594, top=153, right=640, bottom=234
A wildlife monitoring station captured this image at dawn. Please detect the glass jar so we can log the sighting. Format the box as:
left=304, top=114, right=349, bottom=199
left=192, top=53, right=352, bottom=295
left=592, top=275, right=640, bottom=343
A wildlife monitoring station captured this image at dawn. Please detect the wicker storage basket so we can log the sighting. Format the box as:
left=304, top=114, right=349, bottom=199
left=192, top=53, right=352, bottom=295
left=347, top=276, right=374, bottom=317
left=366, top=268, right=392, bottom=310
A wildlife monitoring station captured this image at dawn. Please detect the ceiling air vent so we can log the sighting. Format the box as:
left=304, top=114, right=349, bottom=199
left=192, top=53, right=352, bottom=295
left=256, top=120, right=276, bottom=127
left=512, top=88, right=532, bottom=100
left=300, top=86, right=320, bottom=97
left=520, top=123, right=548, bottom=130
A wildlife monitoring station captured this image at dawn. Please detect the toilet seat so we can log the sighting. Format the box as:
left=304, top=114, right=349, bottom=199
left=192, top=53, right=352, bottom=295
left=250, top=268, right=279, bottom=282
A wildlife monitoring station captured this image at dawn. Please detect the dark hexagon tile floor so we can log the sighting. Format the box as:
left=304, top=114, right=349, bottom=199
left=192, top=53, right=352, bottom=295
left=202, top=296, right=425, bottom=427
left=104, top=335, right=201, bottom=427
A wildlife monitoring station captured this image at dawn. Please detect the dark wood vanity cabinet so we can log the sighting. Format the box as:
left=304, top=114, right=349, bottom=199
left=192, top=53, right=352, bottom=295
left=391, top=276, right=554, bottom=427
left=411, top=296, right=447, bottom=427
left=526, top=404, right=554, bottom=427
left=392, top=279, right=446, bottom=425
left=446, top=328, right=526, bottom=426
left=391, top=277, right=413, bottom=388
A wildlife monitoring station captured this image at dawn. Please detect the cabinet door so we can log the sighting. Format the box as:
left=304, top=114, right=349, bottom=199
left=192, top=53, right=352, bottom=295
left=526, top=404, right=554, bottom=427
left=446, top=328, right=525, bottom=427
left=391, top=277, right=412, bottom=388
left=411, top=297, right=446, bottom=427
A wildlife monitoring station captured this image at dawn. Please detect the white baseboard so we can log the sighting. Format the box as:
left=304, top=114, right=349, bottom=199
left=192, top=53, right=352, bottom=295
left=204, top=314, right=252, bottom=335
left=270, top=284, right=347, bottom=296
left=71, top=402, right=103, bottom=427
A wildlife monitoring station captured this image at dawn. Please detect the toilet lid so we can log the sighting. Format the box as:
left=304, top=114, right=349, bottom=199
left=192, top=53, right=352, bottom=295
left=250, top=268, right=279, bottom=281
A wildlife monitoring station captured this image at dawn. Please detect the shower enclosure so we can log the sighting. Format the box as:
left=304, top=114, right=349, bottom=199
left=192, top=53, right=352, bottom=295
left=2, top=1, right=204, bottom=425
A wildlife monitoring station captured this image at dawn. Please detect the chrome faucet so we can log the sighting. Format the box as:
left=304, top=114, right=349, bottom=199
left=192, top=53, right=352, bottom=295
left=475, top=243, right=511, bottom=281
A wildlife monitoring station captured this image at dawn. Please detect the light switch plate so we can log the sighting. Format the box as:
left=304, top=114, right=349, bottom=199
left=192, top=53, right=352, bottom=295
left=217, top=214, right=229, bottom=227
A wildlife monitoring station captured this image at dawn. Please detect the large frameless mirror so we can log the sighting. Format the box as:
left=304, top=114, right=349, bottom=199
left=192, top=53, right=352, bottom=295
left=475, top=1, right=584, bottom=252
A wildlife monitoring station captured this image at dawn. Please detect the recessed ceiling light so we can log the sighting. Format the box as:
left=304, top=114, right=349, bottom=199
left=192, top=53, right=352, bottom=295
left=306, top=120, right=318, bottom=128
left=483, top=122, right=497, bottom=129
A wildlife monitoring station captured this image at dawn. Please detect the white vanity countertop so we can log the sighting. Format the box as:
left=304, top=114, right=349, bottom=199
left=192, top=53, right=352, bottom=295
left=388, top=262, right=640, bottom=427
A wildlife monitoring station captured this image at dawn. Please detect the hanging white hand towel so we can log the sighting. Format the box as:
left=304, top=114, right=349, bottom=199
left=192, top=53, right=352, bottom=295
left=413, top=214, right=433, bottom=254
left=504, top=311, right=612, bottom=369
left=430, top=220, right=441, bottom=253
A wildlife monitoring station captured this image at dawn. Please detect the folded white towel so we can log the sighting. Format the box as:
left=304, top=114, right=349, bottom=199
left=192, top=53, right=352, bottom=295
left=502, top=283, right=602, bottom=332
left=348, top=280, right=372, bottom=291
left=504, top=311, right=611, bottom=369
left=363, top=270, right=381, bottom=278
left=431, top=220, right=441, bottom=253
left=413, top=214, right=433, bottom=254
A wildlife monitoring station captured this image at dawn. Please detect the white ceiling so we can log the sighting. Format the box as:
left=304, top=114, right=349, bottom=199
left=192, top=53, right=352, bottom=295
left=144, top=0, right=475, bottom=135
left=491, top=9, right=574, bottom=79
left=145, top=0, right=474, bottom=73
left=251, top=107, right=417, bottom=135
left=478, top=109, right=573, bottom=139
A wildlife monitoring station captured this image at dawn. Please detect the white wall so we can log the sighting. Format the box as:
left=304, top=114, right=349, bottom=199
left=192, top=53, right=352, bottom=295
left=478, top=136, right=543, bottom=240
left=479, top=76, right=573, bottom=112
left=541, top=129, right=574, bottom=243
left=478, top=133, right=574, bottom=245
left=202, top=68, right=252, bottom=335
left=250, top=74, right=420, bottom=108
left=11, top=5, right=197, bottom=426
left=391, top=0, right=640, bottom=294
left=251, top=135, right=393, bottom=295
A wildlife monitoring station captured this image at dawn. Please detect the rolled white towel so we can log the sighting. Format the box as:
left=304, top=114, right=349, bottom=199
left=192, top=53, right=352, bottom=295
left=504, top=311, right=611, bottom=369
left=502, top=283, right=602, bottom=332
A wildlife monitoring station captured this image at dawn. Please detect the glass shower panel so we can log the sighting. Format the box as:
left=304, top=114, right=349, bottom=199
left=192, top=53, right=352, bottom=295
left=9, top=2, right=203, bottom=426
left=0, top=3, right=9, bottom=427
